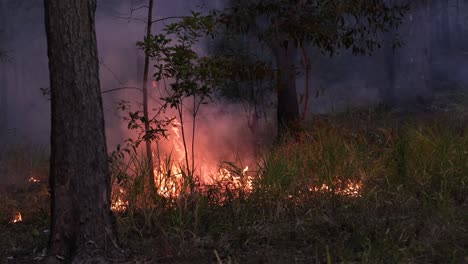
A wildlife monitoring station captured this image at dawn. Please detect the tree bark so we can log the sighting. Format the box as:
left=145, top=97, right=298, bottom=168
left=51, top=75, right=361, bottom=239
left=392, top=0, right=433, bottom=105
left=44, top=0, right=122, bottom=262
left=0, top=0, right=8, bottom=141
left=300, top=46, right=310, bottom=122
left=142, top=0, right=156, bottom=192
left=439, top=0, right=450, bottom=50
left=273, top=42, right=300, bottom=135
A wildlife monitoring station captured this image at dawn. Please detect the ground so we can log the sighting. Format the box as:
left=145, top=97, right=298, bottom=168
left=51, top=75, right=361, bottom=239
left=0, top=89, right=467, bottom=264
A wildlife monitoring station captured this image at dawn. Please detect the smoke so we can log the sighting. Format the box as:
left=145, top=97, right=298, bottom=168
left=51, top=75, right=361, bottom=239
left=1, top=0, right=467, bottom=149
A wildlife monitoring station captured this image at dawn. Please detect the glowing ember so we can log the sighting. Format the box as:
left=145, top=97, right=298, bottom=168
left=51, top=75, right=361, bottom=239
left=309, top=180, right=363, bottom=197
left=11, top=212, right=22, bottom=223
left=111, top=188, right=128, bottom=212
left=29, top=177, right=40, bottom=183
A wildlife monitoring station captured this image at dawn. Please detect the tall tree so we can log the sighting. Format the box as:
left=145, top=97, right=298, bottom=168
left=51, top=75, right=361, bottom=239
left=44, top=0, right=122, bottom=262
left=142, top=0, right=156, bottom=192
left=0, top=0, right=8, bottom=141
left=222, top=0, right=408, bottom=134
left=392, top=0, right=433, bottom=105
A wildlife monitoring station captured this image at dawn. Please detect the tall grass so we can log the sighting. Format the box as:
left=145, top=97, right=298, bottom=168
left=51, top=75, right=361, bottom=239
left=0, top=113, right=466, bottom=263
left=106, top=115, right=467, bottom=263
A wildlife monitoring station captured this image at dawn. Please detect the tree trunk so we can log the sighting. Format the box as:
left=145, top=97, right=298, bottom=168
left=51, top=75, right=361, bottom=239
left=44, top=0, right=122, bottom=262
left=439, top=0, right=450, bottom=50
left=383, top=32, right=396, bottom=107
left=0, top=0, right=8, bottom=141
left=300, top=46, right=311, bottom=122
left=393, top=0, right=433, bottom=105
left=273, top=42, right=299, bottom=135
left=142, top=0, right=156, bottom=192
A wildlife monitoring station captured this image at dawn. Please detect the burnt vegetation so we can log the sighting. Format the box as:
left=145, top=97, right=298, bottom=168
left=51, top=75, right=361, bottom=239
left=1, top=0, right=468, bottom=263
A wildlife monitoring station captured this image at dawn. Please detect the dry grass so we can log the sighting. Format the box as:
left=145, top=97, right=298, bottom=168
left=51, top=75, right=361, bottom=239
left=0, top=101, right=467, bottom=263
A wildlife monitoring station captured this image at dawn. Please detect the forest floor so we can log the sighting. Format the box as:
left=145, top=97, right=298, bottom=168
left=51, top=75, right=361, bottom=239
left=0, top=89, right=467, bottom=264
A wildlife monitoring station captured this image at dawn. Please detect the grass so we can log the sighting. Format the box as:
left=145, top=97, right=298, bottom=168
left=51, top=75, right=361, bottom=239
left=0, top=104, right=467, bottom=263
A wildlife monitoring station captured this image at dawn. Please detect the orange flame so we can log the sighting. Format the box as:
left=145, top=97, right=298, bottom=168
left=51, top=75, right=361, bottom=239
left=111, top=188, right=128, bottom=212
left=111, top=119, right=363, bottom=211
left=11, top=212, right=22, bottom=223
left=309, top=180, right=363, bottom=197
left=29, top=177, right=40, bottom=183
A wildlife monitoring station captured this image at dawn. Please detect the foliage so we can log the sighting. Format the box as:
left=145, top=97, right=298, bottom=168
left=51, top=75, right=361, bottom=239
left=137, top=12, right=232, bottom=179
left=221, top=0, right=409, bottom=55
left=0, top=50, right=13, bottom=63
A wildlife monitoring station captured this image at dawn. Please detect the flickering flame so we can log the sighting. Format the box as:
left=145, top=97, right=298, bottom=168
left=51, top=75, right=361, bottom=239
left=111, top=188, right=128, bottom=212
left=11, top=212, right=22, bottom=223
left=29, top=177, right=40, bottom=183
left=151, top=119, right=254, bottom=198
left=309, top=180, right=363, bottom=197
left=111, top=118, right=363, bottom=211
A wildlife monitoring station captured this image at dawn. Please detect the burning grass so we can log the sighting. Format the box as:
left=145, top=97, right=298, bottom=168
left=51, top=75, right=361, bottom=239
left=0, top=108, right=467, bottom=263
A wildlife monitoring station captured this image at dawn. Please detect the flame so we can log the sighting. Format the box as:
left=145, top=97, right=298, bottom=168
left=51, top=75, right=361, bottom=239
left=151, top=119, right=254, bottom=198
left=111, top=119, right=363, bottom=211
left=111, top=188, right=128, bottom=212
left=152, top=80, right=157, bottom=88
left=11, top=212, right=22, bottom=223
left=309, top=180, right=363, bottom=197
left=29, top=177, right=40, bottom=183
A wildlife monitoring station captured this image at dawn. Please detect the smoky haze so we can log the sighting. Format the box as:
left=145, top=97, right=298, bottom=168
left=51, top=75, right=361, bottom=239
left=0, top=0, right=467, bottom=148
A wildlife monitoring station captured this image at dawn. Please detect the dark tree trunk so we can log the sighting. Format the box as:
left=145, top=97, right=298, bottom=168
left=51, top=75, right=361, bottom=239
left=393, top=0, right=433, bottom=105
left=142, top=0, right=156, bottom=192
left=383, top=29, right=396, bottom=107
left=439, top=0, right=450, bottom=50
left=273, top=42, right=300, bottom=135
left=0, top=0, right=8, bottom=141
left=44, top=0, right=122, bottom=263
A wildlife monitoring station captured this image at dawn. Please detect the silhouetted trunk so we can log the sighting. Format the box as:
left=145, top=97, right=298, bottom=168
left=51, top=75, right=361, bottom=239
left=393, top=0, right=433, bottom=105
left=273, top=42, right=299, bottom=135
left=300, top=46, right=310, bottom=122
left=383, top=29, right=396, bottom=107
left=44, top=0, right=121, bottom=262
left=439, top=0, right=450, bottom=50
left=142, top=0, right=156, bottom=191
left=454, top=0, right=463, bottom=49
left=0, top=0, right=7, bottom=141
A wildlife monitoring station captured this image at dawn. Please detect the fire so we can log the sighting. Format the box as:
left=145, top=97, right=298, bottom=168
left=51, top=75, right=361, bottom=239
left=111, top=119, right=363, bottom=211
left=111, top=188, right=128, bottom=212
left=309, top=180, right=363, bottom=197
left=150, top=119, right=255, bottom=198
left=29, top=177, right=40, bottom=183
left=11, top=212, right=22, bottom=223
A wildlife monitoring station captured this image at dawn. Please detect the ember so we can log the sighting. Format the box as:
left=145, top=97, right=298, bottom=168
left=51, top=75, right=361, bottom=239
left=309, top=180, right=363, bottom=197
left=11, top=212, right=22, bottom=223
left=111, top=188, right=128, bottom=212
left=29, top=177, right=40, bottom=183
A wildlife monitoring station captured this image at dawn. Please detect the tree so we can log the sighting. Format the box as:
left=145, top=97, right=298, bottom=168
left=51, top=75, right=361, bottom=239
left=142, top=0, right=156, bottom=192
left=221, top=0, right=408, bottom=134
left=44, top=0, right=122, bottom=262
left=0, top=0, right=8, bottom=141
left=391, top=0, right=433, bottom=105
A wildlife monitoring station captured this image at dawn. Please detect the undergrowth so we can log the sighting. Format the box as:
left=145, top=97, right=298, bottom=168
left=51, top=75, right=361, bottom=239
left=0, top=110, right=467, bottom=263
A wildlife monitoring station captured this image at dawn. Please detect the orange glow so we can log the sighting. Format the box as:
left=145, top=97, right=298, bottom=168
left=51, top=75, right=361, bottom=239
left=29, top=177, right=40, bottom=183
left=111, top=119, right=363, bottom=211
left=309, top=180, right=363, bottom=197
left=111, top=188, right=128, bottom=212
left=11, top=212, right=22, bottom=223
left=152, top=120, right=253, bottom=198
